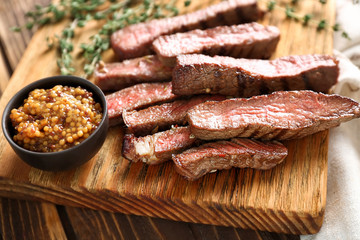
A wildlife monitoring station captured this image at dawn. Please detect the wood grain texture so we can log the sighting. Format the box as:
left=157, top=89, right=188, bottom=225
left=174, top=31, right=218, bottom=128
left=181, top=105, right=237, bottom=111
left=0, top=198, right=67, bottom=240
left=0, top=0, right=335, bottom=235
left=0, top=47, right=10, bottom=97
left=0, top=0, right=49, bottom=71
left=63, top=205, right=299, bottom=240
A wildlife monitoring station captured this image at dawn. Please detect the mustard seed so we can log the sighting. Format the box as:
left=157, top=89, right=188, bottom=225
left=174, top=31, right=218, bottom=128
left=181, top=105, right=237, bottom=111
left=9, top=85, right=103, bottom=152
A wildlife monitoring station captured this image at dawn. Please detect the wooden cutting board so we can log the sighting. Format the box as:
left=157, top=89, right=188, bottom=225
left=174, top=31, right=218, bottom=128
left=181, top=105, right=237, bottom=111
left=0, top=0, right=334, bottom=234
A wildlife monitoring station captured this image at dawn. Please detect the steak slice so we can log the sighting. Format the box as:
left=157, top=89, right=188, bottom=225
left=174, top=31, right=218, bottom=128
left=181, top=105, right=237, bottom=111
left=173, top=138, right=288, bottom=180
left=123, top=95, right=226, bottom=136
left=111, top=0, right=262, bottom=60
left=123, top=126, right=197, bottom=165
left=153, top=23, right=280, bottom=67
left=172, top=54, right=339, bottom=97
left=106, top=82, right=177, bottom=126
left=187, top=90, right=360, bottom=141
left=94, top=55, right=173, bottom=91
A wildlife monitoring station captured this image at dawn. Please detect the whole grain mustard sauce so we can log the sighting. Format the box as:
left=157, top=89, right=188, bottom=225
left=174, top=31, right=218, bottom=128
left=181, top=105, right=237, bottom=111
left=10, top=85, right=103, bottom=152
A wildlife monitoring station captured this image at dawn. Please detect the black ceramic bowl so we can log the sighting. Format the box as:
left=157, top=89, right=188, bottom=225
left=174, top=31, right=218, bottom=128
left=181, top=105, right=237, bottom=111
left=1, top=76, right=109, bottom=171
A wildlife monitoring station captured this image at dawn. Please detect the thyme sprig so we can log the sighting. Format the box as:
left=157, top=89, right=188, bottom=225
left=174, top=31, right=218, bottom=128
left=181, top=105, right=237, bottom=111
left=265, top=0, right=351, bottom=39
left=80, top=0, right=183, bottom=76
left=56, top=19, right=78, bottom=75
left=13, top=0, right=190, bottom=77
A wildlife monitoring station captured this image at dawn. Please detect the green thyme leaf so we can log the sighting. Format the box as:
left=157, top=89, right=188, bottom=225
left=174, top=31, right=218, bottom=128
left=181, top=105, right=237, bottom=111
left=267, top=0, right=276, bottom=11
left=303, top=14, right=312, bottom=25
left=184, top=0, right=191, bottom=7
left=317, top=19, right=326, bottom=30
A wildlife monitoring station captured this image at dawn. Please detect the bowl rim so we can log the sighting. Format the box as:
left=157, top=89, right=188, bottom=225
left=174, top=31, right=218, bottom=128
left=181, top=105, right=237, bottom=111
left=1, top=75, right=108, bottom=156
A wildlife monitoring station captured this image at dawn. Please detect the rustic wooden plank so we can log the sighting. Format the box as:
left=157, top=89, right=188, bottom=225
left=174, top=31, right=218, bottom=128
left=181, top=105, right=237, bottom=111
left=0, top=198, right=67, bottom=240
left=0, top=46, right=10, bottom=97
left=0, top=0, right=335, bottom=235
left=0, top=0, right=50, bottom=71
left=256, top=231, right=300, bottom=240
left=150, top=217, right=197, bottom=240
left=64, top=205, right=299, bottom=240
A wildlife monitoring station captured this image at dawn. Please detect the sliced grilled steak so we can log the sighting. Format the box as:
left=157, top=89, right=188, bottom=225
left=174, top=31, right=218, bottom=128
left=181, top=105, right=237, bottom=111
left=111, top=0, right=262, bottom=60
left=153, top=23, right=280, bottom=67
left=94, top=55, right=173, bottom=91
left=123, top=95, right=226, bottom=136
left=173, top=138, right=288, bottom=180
left=187, top=90, right=360, bottom=141
left=123, top=126, right=197, bottom=165
left=106, top=82, right=177, bottom=126
left=172, top=54, right=339, bottom=97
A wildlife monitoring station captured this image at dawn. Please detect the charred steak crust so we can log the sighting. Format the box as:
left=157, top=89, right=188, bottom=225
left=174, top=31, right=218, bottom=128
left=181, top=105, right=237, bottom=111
left=187, top=90, right=360, bottom=141
left=111, top=0, right=262, bottom=60
left=152, top=23, right=280, bottom=67
left=106, top=82, right=177, bottom=126
left=172, top=54, right=339, bottom=97
left=172, top=138, right=288, bottom=180
left=94, top=55, right=173, bottom=91
left=122, top=126, right=197, bottom=165
left=123, top=95, right=226, bottom=136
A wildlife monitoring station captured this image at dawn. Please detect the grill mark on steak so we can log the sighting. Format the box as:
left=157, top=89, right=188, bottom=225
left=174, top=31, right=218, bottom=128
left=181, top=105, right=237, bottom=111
left=217, top=45, right=227, bottom=56
left=301, top=73, right=311, bottom=90
left=241, top=125, right=258, bottom=138
left=263, top=129, right=284, bottom=140
left=199, top=20, right=208, bottom=29
left=236, top=72, right=245, bottom=97
left=236, top=71, right=263, bottom=97
left=235, top=6, right=250, bottom=24
left=259, top=77, right=270, bottom=95
left=122, top=126, right=197, bottom=165
left=111, top=0, right=262, bottom=60
left=172, top=54, right=339, bottom=97
left=153, top=23, right=280, bottom=67
left=179, top=24, right=188, bottom=32
left=238, top=125, right=250, bottom=137
left=280, top=77, right=290, bottom=91
left=248, top=128, right=262, bottom=139
left=216, top=13, right=226, bottom=26
left=187, top=90, right=360, bottom=141
left=123, top=95, right=226, bottom=136
left=94, top=55, right=173, bottom=91
left=106, top=82, right=177, bottom=126
left=172, top=138, right=288, bottom=180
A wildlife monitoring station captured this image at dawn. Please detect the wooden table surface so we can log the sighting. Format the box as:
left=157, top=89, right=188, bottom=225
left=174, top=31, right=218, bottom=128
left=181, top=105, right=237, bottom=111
left=0, top=1, right=304, bottom=239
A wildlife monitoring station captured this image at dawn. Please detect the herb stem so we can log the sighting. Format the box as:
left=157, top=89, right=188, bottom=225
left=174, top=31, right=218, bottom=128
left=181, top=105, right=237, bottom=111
left=260, top=0, right=350, bottom=39
left=58, top=18, right=78, bottom=75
